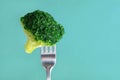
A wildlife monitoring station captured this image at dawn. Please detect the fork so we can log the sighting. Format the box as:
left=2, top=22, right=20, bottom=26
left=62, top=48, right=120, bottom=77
left=41, top=45, right=56, bottom=80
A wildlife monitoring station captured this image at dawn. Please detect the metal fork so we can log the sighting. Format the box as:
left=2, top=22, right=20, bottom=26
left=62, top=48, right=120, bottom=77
left=41, top=45, right=56, bottom=80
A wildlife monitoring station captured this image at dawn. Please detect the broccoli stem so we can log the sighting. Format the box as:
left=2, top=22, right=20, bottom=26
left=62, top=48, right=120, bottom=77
left=25, top=38, right=38, bottom=53
left=24, top=29, right=45, bottom=53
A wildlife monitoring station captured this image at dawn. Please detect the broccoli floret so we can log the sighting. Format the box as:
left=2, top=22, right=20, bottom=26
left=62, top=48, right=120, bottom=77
left=20, top=10, right=65, bottom=53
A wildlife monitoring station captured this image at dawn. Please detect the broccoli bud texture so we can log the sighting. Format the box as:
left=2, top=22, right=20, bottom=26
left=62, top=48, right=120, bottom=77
left=20, top=10, right=65, bottom=53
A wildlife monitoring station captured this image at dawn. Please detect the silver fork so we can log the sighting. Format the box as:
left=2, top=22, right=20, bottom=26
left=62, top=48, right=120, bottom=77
left=41, top=45, right=56, bottom=80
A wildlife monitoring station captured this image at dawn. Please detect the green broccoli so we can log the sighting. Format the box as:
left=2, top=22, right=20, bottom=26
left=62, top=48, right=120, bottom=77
left=20, top=10, right=65, bottom=53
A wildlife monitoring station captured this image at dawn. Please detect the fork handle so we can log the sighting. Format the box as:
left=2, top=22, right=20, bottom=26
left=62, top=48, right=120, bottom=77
left=46, top=68, right=52, bottom=80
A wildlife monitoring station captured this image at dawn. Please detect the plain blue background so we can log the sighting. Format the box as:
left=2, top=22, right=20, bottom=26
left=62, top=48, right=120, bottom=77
left=0, top=0, right=120, bottom=80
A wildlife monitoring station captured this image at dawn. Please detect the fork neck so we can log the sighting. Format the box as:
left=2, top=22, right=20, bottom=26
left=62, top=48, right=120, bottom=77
left=46, top=68, right=52, bottom=80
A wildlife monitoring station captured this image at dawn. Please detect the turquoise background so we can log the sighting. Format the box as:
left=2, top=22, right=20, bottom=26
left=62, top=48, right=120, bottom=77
left=0, top=0, right=120, bottom=80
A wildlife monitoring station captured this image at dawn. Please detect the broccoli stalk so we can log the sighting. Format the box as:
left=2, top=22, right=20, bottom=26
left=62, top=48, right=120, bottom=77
left=20, top=10, right=65, bottom=53
left=23, top=29, right=46, bottom=53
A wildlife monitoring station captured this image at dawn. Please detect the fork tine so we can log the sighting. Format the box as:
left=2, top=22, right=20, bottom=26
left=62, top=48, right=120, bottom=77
left=50, top=46, right=52, bottom=53
left=41, top=46, right=44, bottom=53
left=45, top=46, right=48, bottom=53
left=54, top=45, right=56, bottom=53
left=41, top=45, right=56, bottom=53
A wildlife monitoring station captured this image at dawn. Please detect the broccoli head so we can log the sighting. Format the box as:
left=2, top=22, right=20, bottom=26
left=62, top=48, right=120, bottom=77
left=20, top=10, right=65, bottom=53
